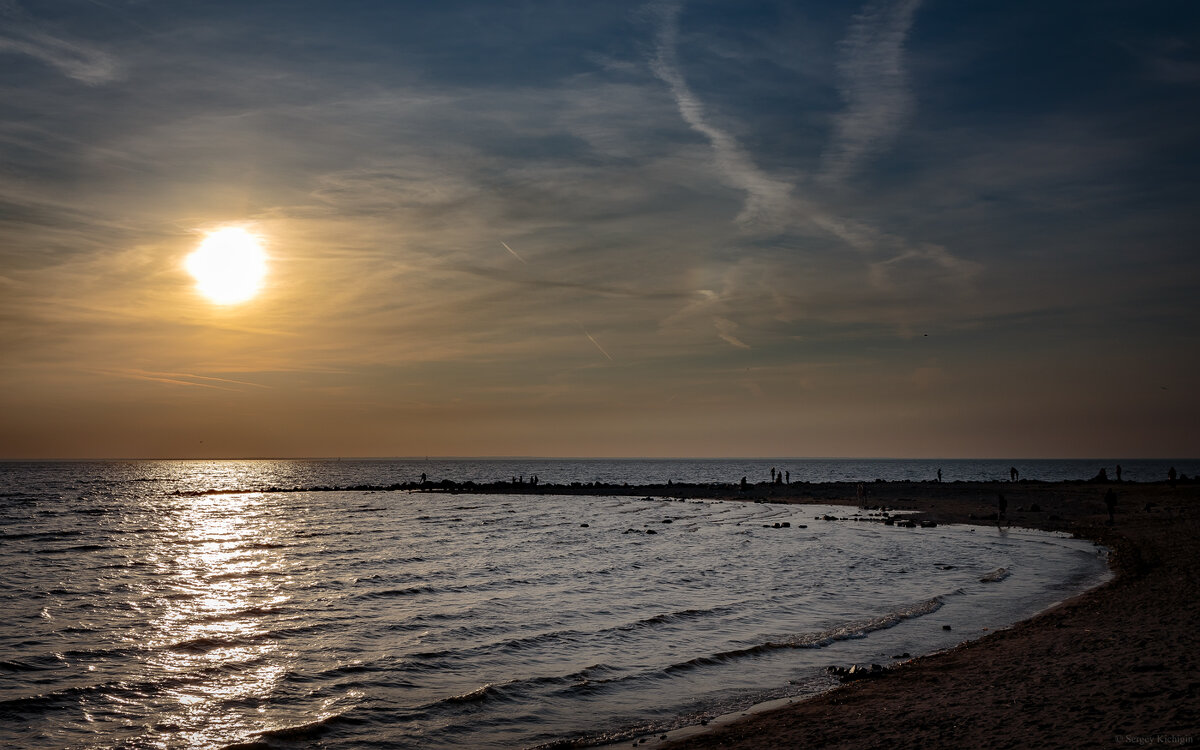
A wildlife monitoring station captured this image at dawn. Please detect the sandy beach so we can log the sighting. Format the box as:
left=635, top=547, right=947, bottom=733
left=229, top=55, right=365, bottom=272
left=632, top=480, right=1200, bottom=749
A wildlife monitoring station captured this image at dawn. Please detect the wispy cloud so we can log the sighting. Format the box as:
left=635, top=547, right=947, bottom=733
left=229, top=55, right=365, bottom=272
left=580, top=325, right=614, bottom=361
left=820, top=0, right=922, bottom=185
left=500, top=241, right=528, bottom=264
left=0, top=23, right=120, bottom=85
left=650, top=0, right=793, bottom=227
left=91, top=369, right=269, bottom=392
left=713, top=317, right=750, bottom=349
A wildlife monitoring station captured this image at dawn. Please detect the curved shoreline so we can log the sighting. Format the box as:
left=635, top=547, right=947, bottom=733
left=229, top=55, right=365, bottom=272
left=641, top=481, right=1199, bottom=749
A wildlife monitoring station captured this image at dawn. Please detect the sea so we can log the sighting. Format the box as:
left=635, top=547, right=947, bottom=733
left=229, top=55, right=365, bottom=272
left=2, top=457, right=1181, bottom=749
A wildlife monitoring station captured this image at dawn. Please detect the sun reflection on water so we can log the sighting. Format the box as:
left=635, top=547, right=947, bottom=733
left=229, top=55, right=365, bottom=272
left=141, top=492, right=296, bottom=748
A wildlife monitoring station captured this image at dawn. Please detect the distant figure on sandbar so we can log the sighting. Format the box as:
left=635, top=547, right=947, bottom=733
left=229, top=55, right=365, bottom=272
left=740, top=476, right=747, bottom=490
left=1116, top=464, right=1122, bottom=482
left=770, top=467, right=776, bottom=483
left=421, top=472, right=427, bottom=485
left=997, top=492, right=1007, bottom=524
left=1093, top=467, right=1109, bottom=482
left=1168, top=466, right=1177, bottom=486
left=785, top=471, right=790, bottom=484
left=937, top=468, right=942, bottom=483
left=1104, top=488, right=1117, bottom=524
left=1010, top=466, right=1019, bottom=482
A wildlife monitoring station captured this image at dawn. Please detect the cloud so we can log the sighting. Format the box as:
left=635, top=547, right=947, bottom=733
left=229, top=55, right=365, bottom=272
left=650, top=0, right=793, bottom=227
left=820, top=0, right=922, bottom=185
left=580, top=325, right=614, bottom=360
left=91, top=368, right=270, bottom=392
left=0, top=28, right=120, bottom=85
left=713, top=316, right=750, bottom=349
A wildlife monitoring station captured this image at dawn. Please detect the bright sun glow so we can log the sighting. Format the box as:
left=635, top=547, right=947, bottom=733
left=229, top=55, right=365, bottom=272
left=186, top=227, right=268, bottom=305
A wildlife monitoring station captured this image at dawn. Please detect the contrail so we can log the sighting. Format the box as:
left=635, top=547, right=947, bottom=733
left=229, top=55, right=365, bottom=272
left=580, top=325, right=613, bottom=361
left=500, top=241, right=527, bottom=264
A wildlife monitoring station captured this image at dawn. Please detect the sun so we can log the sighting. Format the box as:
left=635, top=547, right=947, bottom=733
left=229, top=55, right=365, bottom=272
left=186, top=227, right=268, bottom=305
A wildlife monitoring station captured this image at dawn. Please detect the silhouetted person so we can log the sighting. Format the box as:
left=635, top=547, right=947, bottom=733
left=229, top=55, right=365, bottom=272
left=1168, top=467, right=1177, bottom=486
left=770, top=467, right=776, bottom=482
left=785, top=471, right=790, bottom=484
left=1116, top=464, right=1122, bottom=482
left=997, top=492, right=1007, bottom=523
left=740, top=476, right=747, bottom=490
left=1010, top=466, right=1018, bottom=482
left=1094, top=467, right=1109, bottom=482
left=420, top=472, right=426, bottom=485
left=1104, top=488, right=1117, bottom=524
left=937, top=468, right=942, bottom=483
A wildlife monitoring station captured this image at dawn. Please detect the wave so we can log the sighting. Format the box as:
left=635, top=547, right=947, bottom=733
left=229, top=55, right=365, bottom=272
left=194, top=604, right=292, bottom=623
left=224, top=698, right=360, bottom=748
left=205, top=569, right=289, bottom=583
left=357, top=584, right=441, bottom=600
left=0, top=666, right=248, bottom=717
left=419, top=664, right=619, bottom=712
left=165, top=620, right=333, bottom=653
left=661, top=594, right=946, bottom=675
left=32, top=543, right=111, bottom=555
left=410, top=596, right=941, bottom=714
left=612, top=604, right=736, bottom=632
left=980, top=567, right=1011, bottom=583
left=169, top=635, right=258, bottom=654
left=399, top=603, right=743, bottom=666
left=0, top=529, right=84, bottom=542
left=239, top=541, right=293, bottom=550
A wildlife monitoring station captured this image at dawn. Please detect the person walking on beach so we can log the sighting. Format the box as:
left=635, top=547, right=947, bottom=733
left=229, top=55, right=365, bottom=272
left=1010, top=466, right=1019, bottom=482
left=1105, top=488, right=1117, bottom=524
left=937, top=468, right=942, bottom=483
left=1116, top=464, right=1122, bottom=482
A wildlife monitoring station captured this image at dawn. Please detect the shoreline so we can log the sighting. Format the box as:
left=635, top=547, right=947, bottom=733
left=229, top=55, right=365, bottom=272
left=635, top=481, right=1198, bottom=749
left=434, top=478, right=1192, bottom=749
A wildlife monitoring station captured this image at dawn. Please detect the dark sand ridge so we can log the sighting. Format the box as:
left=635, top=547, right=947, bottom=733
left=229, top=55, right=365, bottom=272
left=634, top=480, right=1200, bottom=750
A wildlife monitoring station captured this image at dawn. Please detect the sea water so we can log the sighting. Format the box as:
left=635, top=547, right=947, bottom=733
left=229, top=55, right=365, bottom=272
left=1, top=461, right=1117, bottom=748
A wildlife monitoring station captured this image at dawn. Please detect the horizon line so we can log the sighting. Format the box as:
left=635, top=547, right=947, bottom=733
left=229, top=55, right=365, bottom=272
left=1, top=456, right=1192, bottom=462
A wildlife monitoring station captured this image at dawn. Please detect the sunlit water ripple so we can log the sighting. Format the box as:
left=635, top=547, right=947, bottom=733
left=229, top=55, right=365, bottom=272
left=0, top=461, right=1113, bottom=748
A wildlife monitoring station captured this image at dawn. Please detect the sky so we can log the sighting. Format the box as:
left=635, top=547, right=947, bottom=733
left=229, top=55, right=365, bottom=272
left=1, top=0, right=1198, bottom=459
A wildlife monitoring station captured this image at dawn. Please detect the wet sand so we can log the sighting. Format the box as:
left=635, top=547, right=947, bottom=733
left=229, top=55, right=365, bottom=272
left=637, top=480, right=1200, bottom=749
